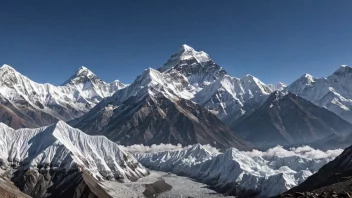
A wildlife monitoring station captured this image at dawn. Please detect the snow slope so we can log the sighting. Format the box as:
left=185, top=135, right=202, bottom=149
left=71, top=68, right=250, bottom=150
left=286, top=65, right=352, bottom=123
left=193, top=74, right=272, bottom=120
left=135, top=144, right=341, bottom=197
left=156, top=45, right=274, bottom=122
left=0, top=121, right=148, bottom=182
left=0, top=64, right=126, bottom=129
left=158, top=44, right=227, bottom=88
left=268, top=82, right=287, bottom=91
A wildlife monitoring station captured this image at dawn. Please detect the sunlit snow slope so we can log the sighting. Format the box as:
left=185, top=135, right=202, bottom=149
left=0, top=121, right=148, bottom=197
left=0, top=64, right=126, bottom=129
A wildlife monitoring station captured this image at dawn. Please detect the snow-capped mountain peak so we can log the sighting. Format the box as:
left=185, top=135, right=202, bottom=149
left=62, top=66, right=99, bottom=86
left=332, top=64, right=352, bottom=76
left=180, top=44, right=195, bottom=52
left=76, top=66, right=96, bottom=77
left=109, top=67, right=191, bottom=104
left=0, top=64, right=127, bottom=129
left=1, top=64, right=16, bottom=71
left=158, top=45, right=226, bottom=89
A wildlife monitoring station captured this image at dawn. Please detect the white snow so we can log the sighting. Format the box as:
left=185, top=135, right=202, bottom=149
left=134, top=144, right=342, bottom=197
left=0, top=64, right=126, bottom=122
left=193, top=74, right=272, bottom=120
left=286, top=65, right=352, bottom=123
left=0, top=121, right=148, bottom=182
left=268, top=82, right=287, bottom=91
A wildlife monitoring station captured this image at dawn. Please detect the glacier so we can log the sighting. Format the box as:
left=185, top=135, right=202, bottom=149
left=134, top=144, right=342, bottom=197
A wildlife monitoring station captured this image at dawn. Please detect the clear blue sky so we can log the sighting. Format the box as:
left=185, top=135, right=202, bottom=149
left=0, top=0, right=351, bottom=85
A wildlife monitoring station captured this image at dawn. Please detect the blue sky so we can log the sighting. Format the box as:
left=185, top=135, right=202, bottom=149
left=0, top=0, right=351, bottom=85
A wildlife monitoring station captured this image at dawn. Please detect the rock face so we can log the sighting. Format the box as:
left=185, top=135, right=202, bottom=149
left=0, top=65, right=126, bottom=129
left=158, top=44, right=227, bottom=88
left=286, top=65, right=352, bottom=123
left=157, top=45, right=273, bottom=122
left=231, top=91, right=352, bottom=149
left=135, top=144, right=337, bottom=198
left=281, top=145, right=352, bottom=197
left=0, top=121, right=149, bottom=198
left=71, top=68, right=250, bottom=150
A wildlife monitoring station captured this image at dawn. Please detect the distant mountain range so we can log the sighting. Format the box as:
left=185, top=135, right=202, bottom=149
left=1, top=45, right=352, bottom=150
left=0, top=64, right=126, bottom=129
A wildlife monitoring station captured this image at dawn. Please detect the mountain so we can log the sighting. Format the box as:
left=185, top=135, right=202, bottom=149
left=158, top=44, right=227, bottom=89
left=193, top=74, right=272, bottom=121
left=282, top=145, right=352, bottom=197
left=135, top=144, right=334, bottom=198
left=0, top=64, right=125, bottom=129
left=157, top=45, right=273, bottom=122
left=286, top=65, right=352, bottom=123
left=268, top=82, right=287, bottom=91
left=71, top=68, right=250, bottom=150
left=0, top=121, right=149, bottom=198
left=62, top=66, right=128, bottom=103
left=230, top=91, right=352, bottom=149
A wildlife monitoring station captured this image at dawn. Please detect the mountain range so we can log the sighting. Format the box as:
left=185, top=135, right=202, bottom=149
left=1, top=44, right=352, bottom=197
left=0, top=65, right=126, bottom=129
left=1, top=44, right=352, bottom=150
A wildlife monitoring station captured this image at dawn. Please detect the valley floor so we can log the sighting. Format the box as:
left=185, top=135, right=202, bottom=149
left=102, top=170, right=234, bottom=198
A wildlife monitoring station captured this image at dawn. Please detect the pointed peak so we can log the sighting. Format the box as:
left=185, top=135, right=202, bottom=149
left=333, top=65, right=352, bottom=75
left=75, top=66, right=95, bottom=76
left=297, top=73, right=316, bottom=83
left=241, top=74, right=262, bottom=83
left=135, top=68, right=164, bottom=84
left=78, top=66, right=89, bottom=72
left=62, top=66, right=99, bottom=85
left=301, top=73, right=313, bottom=78
left=0, top=64, right=16, bottom=72
left=179, top=44, right=194, bottom=52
